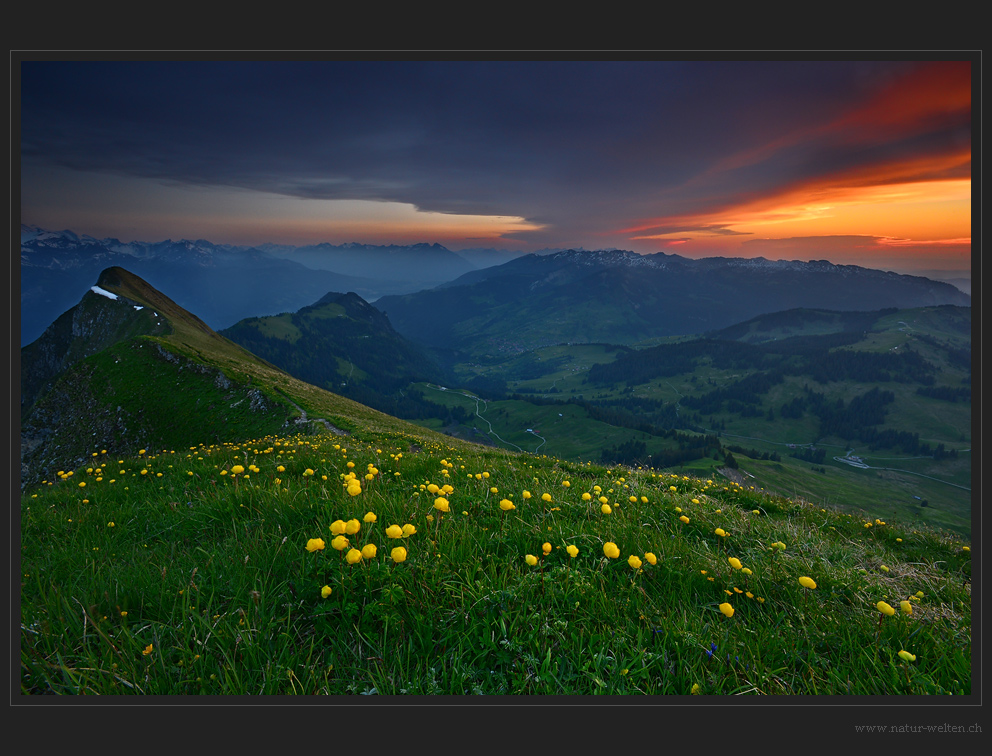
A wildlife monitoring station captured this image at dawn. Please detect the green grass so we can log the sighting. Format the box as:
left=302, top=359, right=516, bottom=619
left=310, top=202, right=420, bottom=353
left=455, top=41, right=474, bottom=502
left=20, top=427, right=971, bottom=696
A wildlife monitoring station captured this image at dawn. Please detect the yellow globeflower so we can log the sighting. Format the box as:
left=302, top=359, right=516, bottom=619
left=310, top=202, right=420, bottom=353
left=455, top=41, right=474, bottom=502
left=542, top=493, right=553, bottom=502
left=603, top=542, right=620, bottom=559
left=628, top=555, right=642, bottom=570
left=331, top=535, right=349, bottom=551
left=306, top=538, right=325, bottom=552
left=877, top=601, right=896, bottom=616
left=897, top=650, right=916, bottom=662
left=433, top=497, right=450, bottom=512
left=715, top=528, right=727, bottom=537
left=798, top=576, right=817, bottom=590
left=525, top=554, right=539, bottom=566
left=728, top=557, right=742, bottom=570
left=361, top=543, right=377, bottom=560
left=347, top=482, right=362, bottom=496
left=522, top=491, right=532, bottom=500
left=402, top=524, right=417, bottom=537
left=330, top=520, right=347, bottom=535
left=363, top=512, right=377, bottom=523
left=321, top=585, right=333, bottom=599
left=719, top=603, right=734, bottom=618
left=542, top=542, right=552, bottom=555
left=601, top=504, right=612, bottom=515
left=385, top=524, right=403, bottom=539
left=644, top=552, right=657, bottom=565
left=566, top=545, right=579, bottom=558
left=900, top=600, right=913, bottom=615
left=345, top=549, right=363, bottom=565
left=499, top=499, right=516, bottom=511
left=345, top=519, right=361, bottom=535
left=582, top=492, right=592, bottom=501
left=679, top=515, right=690, bottom=524
left=390, top=546, right=407, bottom=563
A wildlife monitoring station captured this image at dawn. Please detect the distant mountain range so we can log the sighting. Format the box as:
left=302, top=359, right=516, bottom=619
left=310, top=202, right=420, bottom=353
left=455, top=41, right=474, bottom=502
left=375, top=249, right=971, bottom=355
left=19, top=226, right=521, bottom=346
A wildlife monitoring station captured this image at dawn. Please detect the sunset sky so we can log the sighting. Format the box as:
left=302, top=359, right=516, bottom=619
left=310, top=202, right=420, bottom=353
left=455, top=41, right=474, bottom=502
left=18, top=56, right=973, bottom=274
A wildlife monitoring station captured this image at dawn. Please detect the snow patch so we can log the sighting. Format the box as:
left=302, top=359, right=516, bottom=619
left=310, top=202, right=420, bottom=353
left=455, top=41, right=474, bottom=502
left=90, top=286, right=118, bottom=300
left=133, top=305, right=144, bottom=310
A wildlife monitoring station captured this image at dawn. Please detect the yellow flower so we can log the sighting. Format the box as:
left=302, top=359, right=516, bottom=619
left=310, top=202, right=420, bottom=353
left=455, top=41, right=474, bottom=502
left=603, top=542, right=620, bottom=559
left=329, top=520, right=347, bottom=535
left=728, top=557, right=742, bottom=570
left=402, top=523, right=417, bottom=537
left=679, top=515, right=690, bottom=524
left=362, top=543, right=377, bottom=560
left=562, top=481, right=570, bottom=488
left=499, top=499, right=515, bottom=511
left=877, top=601, right=896, bottom=616
left=363, top=512, right=377, bottom=523
left=714, top=528, right=726, bottom=537
left=719, top=603, right=734, bottom=618
left=582, top=492, right=592, bottom=501
left=303, top=468, right=314, bottom=477
left=897, top=650, right=916, bottom=662
left=691, top=683, right=701, bottom=695
left=542, top=493, right=552, bottom=502
left=522, top=490, right=532, bottom=500
left=386, top=524, right=403, bottom=539
left=741, top=567, right=752, bottom=576
left=566, top=545, right=579, bottom=558
left=390, top=546, right=407, bottom=563
left=142, top=643, right=154, bottom=655
left=644, top=552, right=657, bottom=565
left=306, top=538, right=325, bottom=552
left=345, top=519, right=361, bottom=534
left=321, top=585, right=333, bottom=598
left=900, top=600, right=912, bottom=615
left=525, top=554, right=539, bottom=566
left=347, top=482, right=362, bottom=496
left=601, top=504, right=612, bottom=515
left=628, top=555, right=642, bottom=570
left=345, top=548, right=363, bottom=565
left=542, top=542, right=552, bottom=555
left=231, top=465, right=244, bottom=475
left=798, top=576, right=817, bottom=590
left=433, top=496, right=450, bottom=512
left=880, top=564, right=889, bottom=572
left=331, top=535, right=349, bottom=551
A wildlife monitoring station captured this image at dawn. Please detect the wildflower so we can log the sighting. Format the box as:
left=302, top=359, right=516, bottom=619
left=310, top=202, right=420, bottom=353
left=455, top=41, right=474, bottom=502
left=719, top=603, right=734, bottom=618
left=345, top=519, right=361, bottom=534
left=362, top=543, right=377, bottom=560
left=798, top=576, right=817, bottom=590
left=402, top=524, right=417, bottom=537
left=582, top=492, right=592, bottom=501
left=345, top=548, right=363, bottom=565
left=566, top=545, right=579, bottom=558
left=741, top=567, right=752, bottom=576
left=306, top=538, right=325, bottom=552
left=321, top=585, right=333, bottom=599
left=522, top=491, right=532, bottom=500
left=433, top=497, right=450, bottom=512
left=525, top=554, right=539, bottom=566
left=679, top=515, right=690, bottom=524
left=897, top=650, right=916, bottom=662
left=728, top=557, right=742, bottom=570
left=876, top=601, right=896, bottom=616
left=499, top=499, right=515, bottom=511
left=562, top=481, right=570, bottom=488
left=542, top=542, right=552, bottom=555
left=603, top=542, right=620, bottom=559
left=628, top=555, right=642, bottom=570
left=714, top=528, right=726, bottom=537
left=331, top=535, right=349, bottom=551
left=363, top=512, right=377, bottom=523
left=390, top=546, right=407, bottom=563
left=691, top=683, right=701, bottom=695
left=303, top=468, right=315, bottom=477
left=900, top=600, right=912, bottom=615
left=330, top=520, right=347, bottom=535
left=880, top=565, right=889, bottom=572
left=386, top=524, right=403, bottom=539
left=542, top=493, right=552, bottom=502
left=142, top=644, right=153, bottom=656
left=644, top=552, right=657, bottom=565
left=601, top=504, right=612, bottom=515
left=231, top=465, right=245, bottom=475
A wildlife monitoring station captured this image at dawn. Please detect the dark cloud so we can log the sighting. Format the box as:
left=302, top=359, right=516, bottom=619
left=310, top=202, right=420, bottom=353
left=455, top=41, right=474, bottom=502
left=19, top=58, right=972, bottom=248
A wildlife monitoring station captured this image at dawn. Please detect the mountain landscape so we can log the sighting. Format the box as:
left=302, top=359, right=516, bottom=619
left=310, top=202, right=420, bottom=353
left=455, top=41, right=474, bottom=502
left=18, top=264, right=972, bottom=697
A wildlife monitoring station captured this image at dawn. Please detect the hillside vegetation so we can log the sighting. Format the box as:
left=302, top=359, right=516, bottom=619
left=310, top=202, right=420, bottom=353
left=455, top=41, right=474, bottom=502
left=19, top=271, right=971, bottom=696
